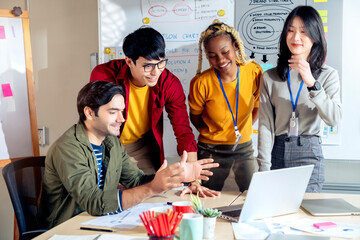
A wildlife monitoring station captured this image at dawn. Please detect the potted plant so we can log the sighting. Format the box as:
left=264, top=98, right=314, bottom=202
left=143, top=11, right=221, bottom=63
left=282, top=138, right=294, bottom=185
left=190, top=193, right=222, bottom=239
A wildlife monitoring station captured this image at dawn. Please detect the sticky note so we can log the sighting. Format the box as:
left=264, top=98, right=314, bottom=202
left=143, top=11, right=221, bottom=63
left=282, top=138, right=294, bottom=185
left=0, top=26, right=6, bottom=39
left=313, top=222, right=337, bottom=229
left=318, top=10, right=328, bottom=17
left=260, top=63, right=274, bottom=72
left=314, top=0, right=327, bottom=2
left=1, top=83, right=13, bottom=97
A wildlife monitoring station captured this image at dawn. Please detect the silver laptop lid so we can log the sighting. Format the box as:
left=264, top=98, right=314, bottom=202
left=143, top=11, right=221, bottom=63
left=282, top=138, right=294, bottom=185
left=301, top=198, right=360, bottom=216
left=239, top=165, right=314, bottom=222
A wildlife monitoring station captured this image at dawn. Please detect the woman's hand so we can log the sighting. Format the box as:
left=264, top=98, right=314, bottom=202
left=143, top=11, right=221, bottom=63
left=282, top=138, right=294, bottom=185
left=179, top=182, right=221, bottom=198
left=288, top=55, right=316, bottom=87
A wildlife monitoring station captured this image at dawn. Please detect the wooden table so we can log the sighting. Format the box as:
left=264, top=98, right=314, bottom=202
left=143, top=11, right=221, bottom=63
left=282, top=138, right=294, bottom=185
left=33, top=191, right=360, bottom=240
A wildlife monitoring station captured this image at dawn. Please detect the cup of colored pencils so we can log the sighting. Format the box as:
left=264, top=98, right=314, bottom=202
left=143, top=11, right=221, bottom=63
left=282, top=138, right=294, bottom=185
left=139, top=209, right=183, bottom=239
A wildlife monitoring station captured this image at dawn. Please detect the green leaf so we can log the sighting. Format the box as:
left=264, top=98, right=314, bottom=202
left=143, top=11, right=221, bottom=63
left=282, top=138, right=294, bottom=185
left=190, top=193, right=222, bottom=217
left=190, top=192, right=204, bottom=214
left=202, top=208, right=222, bottom=218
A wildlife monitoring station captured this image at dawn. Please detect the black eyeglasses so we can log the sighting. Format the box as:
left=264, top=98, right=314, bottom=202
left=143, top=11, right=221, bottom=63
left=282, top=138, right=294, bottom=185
left=143, top=59, right=168, bottom=73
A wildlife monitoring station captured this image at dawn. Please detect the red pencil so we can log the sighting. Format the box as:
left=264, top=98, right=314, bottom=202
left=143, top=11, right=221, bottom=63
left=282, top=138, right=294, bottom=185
left=171, top=213, right=183, bottom=235
left=139, top=214, right=152, bottom=235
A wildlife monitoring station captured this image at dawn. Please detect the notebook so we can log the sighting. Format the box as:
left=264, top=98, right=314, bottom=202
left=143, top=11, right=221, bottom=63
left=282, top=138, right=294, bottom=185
left=301, top=198, right=360, bottom=216
left=218, top=165, right=314, bottom=222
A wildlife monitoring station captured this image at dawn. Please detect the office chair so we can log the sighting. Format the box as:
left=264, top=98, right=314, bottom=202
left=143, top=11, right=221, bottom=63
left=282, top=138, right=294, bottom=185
left=2, top=156, right=48, bottom=240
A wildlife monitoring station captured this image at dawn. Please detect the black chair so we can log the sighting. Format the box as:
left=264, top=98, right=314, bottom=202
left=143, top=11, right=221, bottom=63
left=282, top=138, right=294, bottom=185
left=2, top=156, right=48, bottom=240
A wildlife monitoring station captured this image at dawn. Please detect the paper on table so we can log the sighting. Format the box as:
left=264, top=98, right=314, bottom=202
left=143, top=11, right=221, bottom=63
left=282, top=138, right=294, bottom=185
left=48, top=234, right=99, bottom=240
left=289, top=218, right=360, bottom=239
left=97, top=234, right=147, bottom=240
left=231, top=222, right=269, bottom=240
left=265, top=221, right=303, bottom=235
left=82, top=203, right=170, bottom=229
left=48, top=234, right=148, bottom=240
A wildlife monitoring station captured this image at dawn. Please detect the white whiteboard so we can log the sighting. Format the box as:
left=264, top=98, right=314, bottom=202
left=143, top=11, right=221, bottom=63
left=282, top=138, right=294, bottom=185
left=98, top=0, right=360, bottom=161
left=0, top=17, right=33, bottom=160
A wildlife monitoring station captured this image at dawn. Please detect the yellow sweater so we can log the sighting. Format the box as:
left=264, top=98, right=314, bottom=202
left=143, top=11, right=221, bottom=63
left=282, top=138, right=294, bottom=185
left=120, top=80, right=150, bottom=145
left=189, top=61, right=262, bottom=144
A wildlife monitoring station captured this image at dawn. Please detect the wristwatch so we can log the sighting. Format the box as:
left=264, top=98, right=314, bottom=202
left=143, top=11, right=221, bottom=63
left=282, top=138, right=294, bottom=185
left=307, top=81, right=321, bottom=91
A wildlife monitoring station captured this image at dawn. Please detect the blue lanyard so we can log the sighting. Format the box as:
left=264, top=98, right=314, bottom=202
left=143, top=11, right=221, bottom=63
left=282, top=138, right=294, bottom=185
left=287, top=68, right=304, bottom=112
left=216, top=66, right=239, bottom=131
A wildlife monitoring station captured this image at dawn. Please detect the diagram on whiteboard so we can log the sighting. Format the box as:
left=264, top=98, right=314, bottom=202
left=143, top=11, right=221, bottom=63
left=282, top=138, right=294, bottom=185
left=237, top=5, right=291, bottom=67
left=142, top=0, right=227, bottom=22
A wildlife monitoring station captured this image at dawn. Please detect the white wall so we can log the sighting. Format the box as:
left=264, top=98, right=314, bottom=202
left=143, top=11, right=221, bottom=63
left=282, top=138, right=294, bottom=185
left=321, top=0, right=360, bottom=190
left=30, top=0, right=98, bottom=155
left=322, top=0, right=360, bottom=160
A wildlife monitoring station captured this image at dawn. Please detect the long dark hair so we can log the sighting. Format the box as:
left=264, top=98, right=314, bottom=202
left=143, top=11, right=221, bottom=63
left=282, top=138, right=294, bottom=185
left=277, top=5, right=327, bottom=81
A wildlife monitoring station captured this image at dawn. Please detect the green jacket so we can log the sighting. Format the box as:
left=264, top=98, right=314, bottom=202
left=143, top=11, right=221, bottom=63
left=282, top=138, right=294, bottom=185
left=39, top=123, right=154, bottom=228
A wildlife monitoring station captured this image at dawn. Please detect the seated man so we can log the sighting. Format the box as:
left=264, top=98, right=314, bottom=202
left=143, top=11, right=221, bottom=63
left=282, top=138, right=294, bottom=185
left=38, top=81, right=217, bottom=228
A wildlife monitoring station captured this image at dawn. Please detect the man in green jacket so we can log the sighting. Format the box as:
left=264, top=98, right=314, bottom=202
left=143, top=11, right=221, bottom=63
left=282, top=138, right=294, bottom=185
left=39, top=81, right=217, bottom=228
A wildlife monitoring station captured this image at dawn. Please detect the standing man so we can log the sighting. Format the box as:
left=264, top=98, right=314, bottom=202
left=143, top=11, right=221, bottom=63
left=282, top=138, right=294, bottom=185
left=90, top=26, right=219, bottom=197
left=39, top=81, right=217, bottom=228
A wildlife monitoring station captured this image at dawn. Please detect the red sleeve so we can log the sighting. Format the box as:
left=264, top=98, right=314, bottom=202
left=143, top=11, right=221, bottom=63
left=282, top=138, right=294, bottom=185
left=162, top=71, right=198, bottom=154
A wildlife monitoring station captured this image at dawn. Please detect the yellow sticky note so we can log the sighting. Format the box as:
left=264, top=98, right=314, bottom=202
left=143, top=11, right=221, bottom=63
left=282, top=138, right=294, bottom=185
left=321, top=17, right=328, bottom=23
left=324, top=26, right=328, bottom=32
left=314, top=0, right=327, bottom=2
left=318, top=10, right=328, bottom=16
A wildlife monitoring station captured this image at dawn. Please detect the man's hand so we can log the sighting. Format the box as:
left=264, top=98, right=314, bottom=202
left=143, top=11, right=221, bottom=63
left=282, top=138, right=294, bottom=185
left=122, top=160, right=185, bottom=210
left=180, top=183, right=221, bottom=198
left=180, top=151, right=219, bottom=182
left=148, top=160, right=184, bottom=195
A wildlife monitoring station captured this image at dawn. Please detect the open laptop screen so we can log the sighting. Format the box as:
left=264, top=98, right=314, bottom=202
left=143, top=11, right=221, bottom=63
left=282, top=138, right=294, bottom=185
left=219, top=165, right=314, bottom=222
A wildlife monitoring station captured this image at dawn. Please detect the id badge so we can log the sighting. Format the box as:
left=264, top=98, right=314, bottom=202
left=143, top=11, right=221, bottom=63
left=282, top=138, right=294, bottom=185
left=288, top=112, right=298, bottom=137
left=232, top=129, right=242, bottom=152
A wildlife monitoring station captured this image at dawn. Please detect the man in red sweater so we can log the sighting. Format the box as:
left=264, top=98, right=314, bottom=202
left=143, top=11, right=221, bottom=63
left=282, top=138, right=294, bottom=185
left=90, top=26, right=219, bottom=197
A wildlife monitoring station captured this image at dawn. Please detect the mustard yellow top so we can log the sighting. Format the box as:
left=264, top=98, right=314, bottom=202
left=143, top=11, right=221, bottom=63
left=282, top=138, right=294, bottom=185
left=188, top=61, right=262, bottom=145
left=120, top=80, right=151, bottom=145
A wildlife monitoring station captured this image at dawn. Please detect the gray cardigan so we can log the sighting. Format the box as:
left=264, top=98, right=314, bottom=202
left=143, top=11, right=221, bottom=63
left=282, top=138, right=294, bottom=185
left=257, top=65, right=342, bottom=171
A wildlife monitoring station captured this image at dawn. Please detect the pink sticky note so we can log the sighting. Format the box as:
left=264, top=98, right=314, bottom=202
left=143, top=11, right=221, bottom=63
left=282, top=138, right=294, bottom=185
left=313, top=222, right=337, bottom=229
left=0, top=26, right=5, bottom=39
left=1, top=83, right=13, bottom=97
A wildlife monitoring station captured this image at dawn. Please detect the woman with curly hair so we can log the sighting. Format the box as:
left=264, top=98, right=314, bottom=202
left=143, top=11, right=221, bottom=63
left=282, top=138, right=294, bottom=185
left=186, top=19, right=263, bottom=193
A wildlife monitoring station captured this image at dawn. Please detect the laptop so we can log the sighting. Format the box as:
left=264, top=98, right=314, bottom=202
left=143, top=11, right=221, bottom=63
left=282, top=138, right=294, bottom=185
left=218, top=165, right=314, bottom=222
left=301, top=198, right=360, bottom=216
